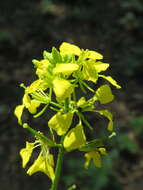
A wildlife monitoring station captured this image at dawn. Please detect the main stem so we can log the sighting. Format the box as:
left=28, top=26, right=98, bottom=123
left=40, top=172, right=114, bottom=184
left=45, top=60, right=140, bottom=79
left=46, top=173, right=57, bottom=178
left=51, top=98, right=68, bottom=190
left=50, top=145, right=65, bottom=190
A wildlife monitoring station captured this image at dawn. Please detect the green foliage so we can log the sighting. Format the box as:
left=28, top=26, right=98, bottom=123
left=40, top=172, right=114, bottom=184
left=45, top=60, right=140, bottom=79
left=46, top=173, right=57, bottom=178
left=61, top=115, right=143, bottom=190
left=63, top=152, right=121, bottom=190
left=40, top=0, right=53, bottom=13
left=115, top=133, right=139, bottom=153
left=130, top=116, right=143, bottom=141
left=62, top=125, right=140, bottom=190
left=120, top=0, right=143, bottom=12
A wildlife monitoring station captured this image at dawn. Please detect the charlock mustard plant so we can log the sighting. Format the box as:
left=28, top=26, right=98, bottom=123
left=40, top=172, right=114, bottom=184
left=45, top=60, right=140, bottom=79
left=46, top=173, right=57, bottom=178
left=14, top=42, right=121, bottom=190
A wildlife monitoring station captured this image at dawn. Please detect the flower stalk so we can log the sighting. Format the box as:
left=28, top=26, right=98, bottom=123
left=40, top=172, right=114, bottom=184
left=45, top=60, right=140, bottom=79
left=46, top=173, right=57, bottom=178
left=14, top=42, right=121, bottom=190
left=50, top=145, right=65, bottom=190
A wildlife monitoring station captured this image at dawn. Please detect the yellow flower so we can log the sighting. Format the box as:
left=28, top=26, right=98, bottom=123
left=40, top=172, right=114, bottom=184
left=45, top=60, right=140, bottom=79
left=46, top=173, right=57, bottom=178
left=53, top=77, right=74, bottom=102
left=35, top=59, right=50, bottom=79
left=82, top=61, right=98, bottom=83
left=27, top=153, right=55, bottom=181
left=20, top=141, right=35, bottom=168
left=25, top=79, right=47, bottom=93
left=84, top=147, right=107, bottom=168
left=84, top=151, right=101, bottom=168
left=95, top=84, right=114, bottom=104
left=59, top=42, right=81, bottom=56
left=23, top=94, right=41, bottom=114
left=63, top=122, right=86, bottom=152
left=28, top=99, right=41, bottom=114
left=81, top=60, right=110, bottom=83
left=48, top=112, right=73, bottom=136
left=14, top=94, right=40, bottom=125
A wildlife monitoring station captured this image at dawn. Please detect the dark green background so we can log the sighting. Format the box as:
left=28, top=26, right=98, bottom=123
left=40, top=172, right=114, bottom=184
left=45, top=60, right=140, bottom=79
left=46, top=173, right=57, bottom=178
left=1, top=0, right=143, bottom=190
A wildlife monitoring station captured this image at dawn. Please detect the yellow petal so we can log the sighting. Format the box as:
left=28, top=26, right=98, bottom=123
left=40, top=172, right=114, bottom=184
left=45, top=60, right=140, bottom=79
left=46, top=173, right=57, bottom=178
left=60, top=42, right=81, bottom=56
left=63, top=122, right=86, bottom=152
left=53, top=63, right=79, bottom=75
left=77, top=97, right=86, bottom=107
left=26, top=79, right=44, bottom=94
left=53, top=78, right=74, bottom=102
left=84, top=154, right=91, bottom=169
left=23, top=94, right=41, bottom=114
left=96, top=110, right=113, bottom=131
left=86, top=50, right=103, bottom=60
left=28, top=99, right=41, bottom=114
left=84, top=151, right=101, bottom=168
left=98, top=148, right=107, bottom=156
left=27, top=153, right=55, bottom=181
left=92, top=151, right=102, bottom=168
left=23, top=94, right=31, bottom=108
left=82, top=62, right=98, bottom=83
left=99, top=75, right=121, bottom=89
left=48, top=112, right=73, bottom=136
left=20, top=142, right=34, bottom=168
left=14, top=105, right=24, bottom=125
left=35, top=59, right=50, bottom=79
left=94, top=62, right=109, bottom=72
left=95, top=85, right=114, bottom=104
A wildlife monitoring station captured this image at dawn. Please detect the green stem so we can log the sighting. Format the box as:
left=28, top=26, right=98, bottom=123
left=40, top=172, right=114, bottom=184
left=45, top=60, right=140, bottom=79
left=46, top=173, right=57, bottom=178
left=34, top=104, right=49, bottom=118
left=51, top=98, right=68, bottom=190
left=50, top=146, right=65, bottom=190
left=23, top=123, right=61, bottom=148
left=76, top=112, right=93, bottom=130
left=64, top=98, right=69, bottom=113
left=73, top=89, right=77, bottom=102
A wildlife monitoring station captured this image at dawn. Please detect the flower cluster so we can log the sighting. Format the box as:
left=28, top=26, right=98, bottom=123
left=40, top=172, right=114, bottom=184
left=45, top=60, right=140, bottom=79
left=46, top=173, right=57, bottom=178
left=14, top=42, right=121, bottom=181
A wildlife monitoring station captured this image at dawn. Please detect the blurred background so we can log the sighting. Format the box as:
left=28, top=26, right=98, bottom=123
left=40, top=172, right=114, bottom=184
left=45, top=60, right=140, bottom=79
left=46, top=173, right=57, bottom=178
left=0, top=0, right=143, bottom=189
